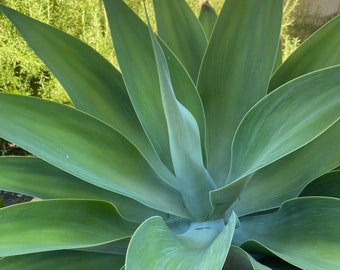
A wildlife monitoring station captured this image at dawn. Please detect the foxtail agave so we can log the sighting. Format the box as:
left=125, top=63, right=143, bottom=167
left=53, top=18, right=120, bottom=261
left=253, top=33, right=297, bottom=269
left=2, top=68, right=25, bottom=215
left=0, top=0, right=339, bottom=269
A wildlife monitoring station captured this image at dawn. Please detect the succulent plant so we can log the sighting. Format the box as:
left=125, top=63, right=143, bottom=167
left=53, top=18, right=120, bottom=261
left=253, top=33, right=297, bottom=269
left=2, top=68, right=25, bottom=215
left=0, top=0, right=339, bottom=269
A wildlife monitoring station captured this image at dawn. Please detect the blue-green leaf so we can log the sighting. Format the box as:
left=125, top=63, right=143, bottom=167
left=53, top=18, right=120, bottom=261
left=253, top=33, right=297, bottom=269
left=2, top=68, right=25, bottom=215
left=103, top=0, right=172, bottom=170
left=234, top=197, right=340, bottom=269
left=197, top=0, right=282, bottom=185
left=228, top=66, right=340, bottom=182
left=126, top=213, right=237, bottom=270
left=209, top=175, right=252, bottom=219
left=234, top=121, right=340, bottom=216
left=299, top=170, right=340, bottom=198
left=0, top=94, right=189, bottom=218
left=0, top=3, right=173, bottom=187
left=0, top=200, right=137, bottom=256
left=269, top=15, right=340, bottom=91
left=224, top=246, right=271, bottom=270
left=0, top=156, right=168, bottom=222
left=153, top=0, right=207, bottom=82
left=199, top=1, right=218, bottom=41
left=0, top=250, right=125, bottom=270
left=147, top=15, right=215, bottom=220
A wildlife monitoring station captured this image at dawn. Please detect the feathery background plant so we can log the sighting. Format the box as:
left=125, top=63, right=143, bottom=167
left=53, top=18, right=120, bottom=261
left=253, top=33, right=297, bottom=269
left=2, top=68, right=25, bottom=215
left=1, top=0, right=328, bottom=102
left=0, top=0, right=339, bottom=269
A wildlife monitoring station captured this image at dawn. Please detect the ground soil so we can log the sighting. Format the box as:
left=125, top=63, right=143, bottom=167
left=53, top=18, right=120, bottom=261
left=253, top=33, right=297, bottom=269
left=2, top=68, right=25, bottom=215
left=0, top=139, right=33, bottom=207
left=0, top=191, right=33, bottom=207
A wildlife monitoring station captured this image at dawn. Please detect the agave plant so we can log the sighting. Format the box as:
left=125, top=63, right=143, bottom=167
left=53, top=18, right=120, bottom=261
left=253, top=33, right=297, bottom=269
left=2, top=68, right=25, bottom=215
left=0, top=0, right=339, bottom=269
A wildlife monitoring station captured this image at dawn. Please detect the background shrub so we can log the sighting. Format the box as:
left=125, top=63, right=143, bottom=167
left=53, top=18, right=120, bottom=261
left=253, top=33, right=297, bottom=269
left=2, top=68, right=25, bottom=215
left=0, top=0, right=337, bottom=103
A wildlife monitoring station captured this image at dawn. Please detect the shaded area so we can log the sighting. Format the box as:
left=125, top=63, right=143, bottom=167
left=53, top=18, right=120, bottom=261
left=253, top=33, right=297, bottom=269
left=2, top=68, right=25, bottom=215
left=0, top=138, right=33, bottom=207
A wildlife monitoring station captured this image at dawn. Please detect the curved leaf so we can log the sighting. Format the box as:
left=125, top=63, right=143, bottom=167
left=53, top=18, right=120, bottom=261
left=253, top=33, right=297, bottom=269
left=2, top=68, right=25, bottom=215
left=0, top=200, right=137, bottom=256
left=0, top=3, right=174, bottom=188
left=224, top=246, right=271, bottom=270
left=103, top=0, right=171, bottom=170
left=299, top=170, right=340, bottom=198
left=197, top=0, right=282, bottom=185
left=0, top=156, right=167, bottom=222
left=228, top=66, right=340, bottom=182
left=199, top=1, right=218, bottom=40
left=0, top=250, right=125, bottom=270
left=0, top=94, right=189, bottom=218
left=234, top=197, right=340, bottom=269
left=234, top=121, right=340, bottom=216
left=76, top=238, right=129, bottom=255
left=160, top=42, right=207, bottom=160
left=153, top=0, right=207, bottom=81
left=256, top=256, right=303, bottom=270
left=209, top=174, right=252, bottom=220
left=148, top=15, right=215, bottom=220
left=126, top=213, right=236, bottom=270
left=269, top=15, right=340, bottom=91
left=273, top=39, right=283, bottom=73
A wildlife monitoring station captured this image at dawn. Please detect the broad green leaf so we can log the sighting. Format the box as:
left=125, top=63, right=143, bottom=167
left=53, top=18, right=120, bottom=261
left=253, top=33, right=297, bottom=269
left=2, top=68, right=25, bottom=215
left=0, top=156, right=167, bottom=222
left=148, top=15, right=215, bottom=220
left=0, top=4, right=174, bottom=187
left=0, top=250, right=125, bottom=270
left=234, top=121, right=340, bottom=216
left=234, top=197, right=340, bottom=269
left=273, top=39, right=283, bottom=73
left=228, top=66, right=340, bottom=182
left=269, top=15, right=340, bottom=91
left=199, top=1, right=218, bottom=40
left=77, top=238, right=129, bottom=255
left=126, top=213, right=237, bottom=270
left=0, top=94, right=190, bottom=218
left=299, top=170, right=340, bottom=198
left=153, top=0, right=207, bottom=81
left=197, top=0, right=282, bottom=185
left=103, top=0, right=171, bottom=170
left=103, top=0, right=207, bottom=172
left=209, top=174, right=252, bottom=220
left=224, top=246, right=271, bottom=270
left=0, top=200, right=137, bottom=256
left=256, top=256, right=303, bottom=270
left=237, top=241, right=306, bottom=269
left=159, top=42, right=207, bottom=160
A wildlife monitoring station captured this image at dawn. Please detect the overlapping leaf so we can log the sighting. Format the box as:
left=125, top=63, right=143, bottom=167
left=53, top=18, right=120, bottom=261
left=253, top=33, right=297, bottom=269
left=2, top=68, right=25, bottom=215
left=199, top=1, right=218, bottom=40
left=224, top=246, right=271, bottom=270
left=0, top=94, right=189, bottom=218
left=269, top=15, right=340, bottom=91
left=233, top=197, right=340, bottom=269
left=147, top=13, right=215, bottom=220
left=153, top=0, right=207, bottom=81
left=103, top=0, right=171, bottom=170
left=197, top=0, right=282, bottom=185
left=0, top=156, right=167, bottom=222
left=299, top=170, right=340, bottom=198
left=103, top=0, right=207, bottom=173
left=0, top=200, right=137, bottom=256
left=228, top=66, right=340, bottom=182
left=126, top=213, right=236, bottom=270
left=0, top=3, right=174, bottom=185
left=234, top=121, right=340, bottom=216
left=0, top=250, right=125, bottom=270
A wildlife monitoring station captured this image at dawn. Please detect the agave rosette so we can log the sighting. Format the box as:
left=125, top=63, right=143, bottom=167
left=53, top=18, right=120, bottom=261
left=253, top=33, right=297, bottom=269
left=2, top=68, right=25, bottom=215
left=0, top=0, right=339, bottom=269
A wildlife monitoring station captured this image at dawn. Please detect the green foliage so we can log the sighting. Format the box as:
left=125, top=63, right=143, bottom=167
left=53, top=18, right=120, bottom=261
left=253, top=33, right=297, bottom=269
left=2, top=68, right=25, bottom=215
left=0, top=0, right=312, bottom=102
left=0, top=0, right=222, bottom=102
left=0, top=0, right=339, bottom=269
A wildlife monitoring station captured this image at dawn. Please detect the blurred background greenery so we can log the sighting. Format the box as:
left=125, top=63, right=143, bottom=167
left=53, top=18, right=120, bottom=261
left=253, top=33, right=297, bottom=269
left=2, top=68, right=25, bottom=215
left=0, top=0, right=338, bottom=104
